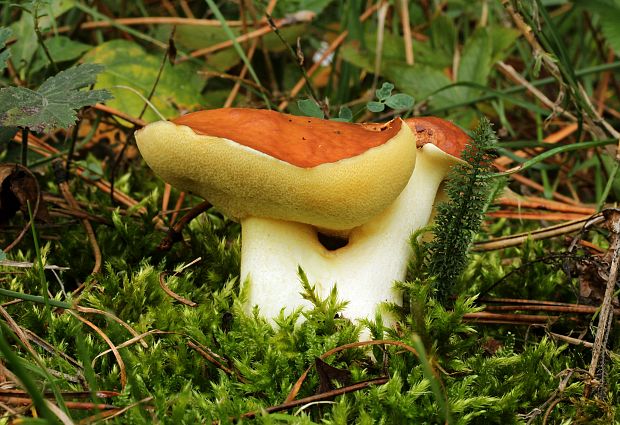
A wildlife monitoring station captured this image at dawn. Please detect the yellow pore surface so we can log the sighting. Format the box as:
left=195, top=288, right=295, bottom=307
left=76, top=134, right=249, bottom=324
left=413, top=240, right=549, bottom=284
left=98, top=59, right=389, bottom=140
left=135, top=119, right=416, bottom=231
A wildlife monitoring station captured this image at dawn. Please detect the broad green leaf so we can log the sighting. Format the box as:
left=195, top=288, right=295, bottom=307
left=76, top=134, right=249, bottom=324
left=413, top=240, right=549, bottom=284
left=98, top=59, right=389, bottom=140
left=0, top=28, right=11, bottom=72
left=458, top=29, right=492, bottom=85
left=30, top=36, right=91, bottom=73
left=488, top=26, right=520, bottom=64
left=0, top=63, right=111, bottom=132
left=366, top=101, right=385, bottom=113
left=429, top=14, right=457, bottom=66
left=385, top=93, right=414, bottom=110
left=383, top=64, right=459, bottom=109
left=82, top=40, right=205, bottom=123
left=297, top=98, right=324, bottom=118
left=9, top=15, right=37, bottom=73
left=457, top=26, right=518, bottom=105
left=376, top=82, right=394, bottom=101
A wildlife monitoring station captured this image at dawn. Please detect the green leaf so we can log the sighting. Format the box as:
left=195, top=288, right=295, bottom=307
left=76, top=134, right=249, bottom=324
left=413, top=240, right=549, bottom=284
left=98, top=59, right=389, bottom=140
left=0, top=249, right=6, bottom=262
left=376, top=82, right=394, bottom=101
left=0, top=63, right=112, bottom=133
left=9, top=14, right=37, bottom=73
left=297, top=98, right=324, bottom=118
left=338, top=106, right=353, bottom=122
left=458, top=28, right=492, bottom=85
left=82, top=40, right=206, bottom=123
left=77, top=153, right=104, bottom=181
left=30, top=36, right=91, bottom=73
left=366, top=101, right=385, bottom=112
left=0, top=28, right=12, bottom=72
left=385, top=64, right=459, bottom=108
left=385, top=93, right=414, bottom=110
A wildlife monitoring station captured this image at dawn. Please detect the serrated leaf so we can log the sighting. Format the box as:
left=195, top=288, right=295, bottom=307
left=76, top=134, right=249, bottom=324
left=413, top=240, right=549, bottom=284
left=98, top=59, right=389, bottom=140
left=0, top=28, right=12, bottom=72
left=297, top=98, right=324, bottom=118
left=366, top=101, right=385, bottom=113
left=385, top=93, right=414, bottom=110
left=376, top=82, right=394, bottom=101
left=0, top=63, right=112, bottom=133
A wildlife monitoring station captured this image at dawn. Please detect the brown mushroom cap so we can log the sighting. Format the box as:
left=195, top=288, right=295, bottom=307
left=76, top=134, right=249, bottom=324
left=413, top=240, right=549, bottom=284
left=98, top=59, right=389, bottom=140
left=403, top=117, right=470, bottom=159
left=173, top=109, right=404, bottom=168
left=136, top=108, right=417, bottom=231
left=363, top=116, right=470, bottom=159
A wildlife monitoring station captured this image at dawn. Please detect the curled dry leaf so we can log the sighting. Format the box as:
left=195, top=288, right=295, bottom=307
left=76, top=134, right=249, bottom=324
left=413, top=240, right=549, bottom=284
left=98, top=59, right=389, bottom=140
left=0, top=163, right=49, bottom=224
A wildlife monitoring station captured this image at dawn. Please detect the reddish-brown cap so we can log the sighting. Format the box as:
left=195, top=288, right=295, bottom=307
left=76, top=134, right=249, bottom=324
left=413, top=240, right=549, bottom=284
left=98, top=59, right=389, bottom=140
left=173, top=109, right=404, bottom=168
left=363, top=116, right=470, bottom=159
left=403, top=117, right=470, bottom=159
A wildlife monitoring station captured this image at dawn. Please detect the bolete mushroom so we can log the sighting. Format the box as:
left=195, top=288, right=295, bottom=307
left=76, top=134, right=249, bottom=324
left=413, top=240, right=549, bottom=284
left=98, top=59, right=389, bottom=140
left=135, top=108, right=469, bottom=328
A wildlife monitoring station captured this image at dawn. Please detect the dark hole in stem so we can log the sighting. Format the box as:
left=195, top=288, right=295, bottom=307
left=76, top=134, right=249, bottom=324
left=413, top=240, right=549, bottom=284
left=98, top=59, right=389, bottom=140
left=317, top=232, right=349, bottom=251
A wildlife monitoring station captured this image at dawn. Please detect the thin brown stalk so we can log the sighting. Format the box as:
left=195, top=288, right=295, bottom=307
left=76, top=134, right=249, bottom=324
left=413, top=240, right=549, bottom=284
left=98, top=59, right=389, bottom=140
left=75, top=306, right=147, bottom=348
left=92, top=330, right=173, bottom=368
left=187, top=341, right=236, bottom=377
left=169, top=191, right=186, bottom=225
left=158, top=273, right=197, bottom=307
left=464, top=312, right=559, bottom=324
left=2, top=165, right=41, bottom=253
left=69, top=311, right=127, bottom=390
left=548, top=332, right=593, bottom=348
left=486, top=211, right=590, bottom=221
left=161, top=183, right=172, bottom=218
left=0, top=396, right=116, bottom=410
left=484, top=304, right=619, bottom=315
left=494, top=196, right=595, bottom=215
left=586, top=212, right=620, bottom=396
left=157, top=200, right=212, bottom=252
left=92, top=104, right=146, bottom=127
left=239, top=377, right=389, bottom=420
left=286, top=339, right=418, bottom=402
left=77, top=396, right=153, bottom=425
left=474, top=213, right=603, bottom=251
left=399, top=0, right=414, bottom=65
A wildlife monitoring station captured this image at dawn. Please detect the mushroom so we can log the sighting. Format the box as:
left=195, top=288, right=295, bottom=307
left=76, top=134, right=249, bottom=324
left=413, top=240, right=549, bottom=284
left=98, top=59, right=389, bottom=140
left=135, top=108, right=469, bottom=328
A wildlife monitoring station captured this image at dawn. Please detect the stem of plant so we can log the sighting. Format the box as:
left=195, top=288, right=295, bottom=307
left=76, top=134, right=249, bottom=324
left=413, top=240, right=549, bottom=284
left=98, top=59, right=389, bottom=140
left=27, top=201, right=50, bottom=321
left=33, top=6, right=57, bottom=73
left=20, top=127, right=28, bottom=166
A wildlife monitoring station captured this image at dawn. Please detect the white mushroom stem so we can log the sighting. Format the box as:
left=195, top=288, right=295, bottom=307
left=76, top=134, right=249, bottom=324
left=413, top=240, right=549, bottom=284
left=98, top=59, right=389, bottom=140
left=240, top=143, right=460, bottom=324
